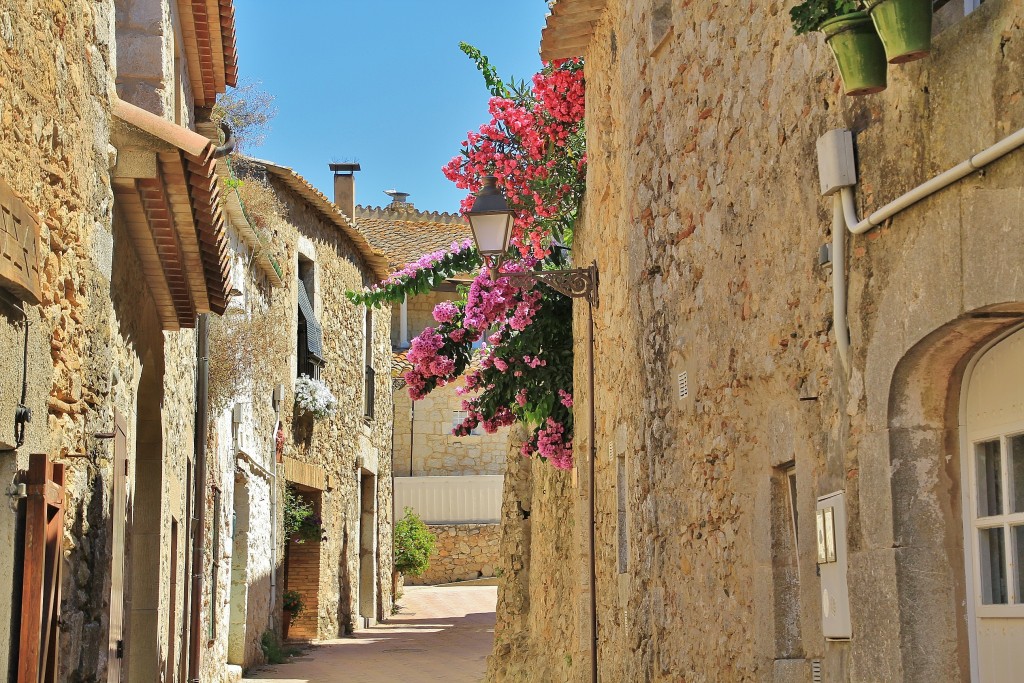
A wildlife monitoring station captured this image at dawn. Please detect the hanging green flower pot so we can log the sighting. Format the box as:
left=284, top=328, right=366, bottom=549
left=821, top=12, right=888, bottom=96
left=864, top=0, right=932, bottom=64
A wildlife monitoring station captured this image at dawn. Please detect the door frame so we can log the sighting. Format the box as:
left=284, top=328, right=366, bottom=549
left=958, top=322, right=1024, bottom=682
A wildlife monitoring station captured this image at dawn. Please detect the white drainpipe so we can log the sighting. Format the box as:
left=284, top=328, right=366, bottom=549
left=819, top=125, right=1024, bottom=371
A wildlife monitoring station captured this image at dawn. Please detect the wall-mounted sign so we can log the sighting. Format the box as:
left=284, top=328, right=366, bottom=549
left=0, top=176, right=42, bottom=305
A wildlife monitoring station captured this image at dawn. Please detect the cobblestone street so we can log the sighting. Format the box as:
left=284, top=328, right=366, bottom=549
left=243, top=584, right=497, bottom=683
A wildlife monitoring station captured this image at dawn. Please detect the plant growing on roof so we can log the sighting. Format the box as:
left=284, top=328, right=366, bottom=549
left=347, top=48, right=585, bottom=471
left=293, top=375, right=337, bottom=420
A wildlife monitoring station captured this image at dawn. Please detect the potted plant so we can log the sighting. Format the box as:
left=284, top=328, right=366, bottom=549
left=791, top=0, right=888, bottom=96
left=864, top=0, right=932, bottom=64
left=282, top=590, right=304, bottom=640
left=294, top=375, right=338, bottom=420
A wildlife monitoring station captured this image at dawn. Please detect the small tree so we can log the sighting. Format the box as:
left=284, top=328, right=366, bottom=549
left=394, top=507, right=436, bottom=576
left=211, top=80, right=277, bottom=152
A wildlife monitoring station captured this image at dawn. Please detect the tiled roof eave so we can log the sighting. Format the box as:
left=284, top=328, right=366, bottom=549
left=112, top=99, right=233, bottom=325
left=540, top=0, right=608, bottom=61
left=247, top=158, right=391, bottom=282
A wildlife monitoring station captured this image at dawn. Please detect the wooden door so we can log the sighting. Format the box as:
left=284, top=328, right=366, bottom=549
left=106, top=411, right=128, bottom=683
left=17, top=453, right=65, bottom=683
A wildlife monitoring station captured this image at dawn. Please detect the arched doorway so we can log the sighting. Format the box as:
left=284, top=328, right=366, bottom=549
left=961, top=325, right=1024, bottom=681
left=884, top=305, right=1024, bottom=682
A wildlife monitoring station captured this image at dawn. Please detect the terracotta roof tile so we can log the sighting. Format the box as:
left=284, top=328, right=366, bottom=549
left=355, top=206, right=472, bottom=271
left=111, top=98, right=232, bottom=327
left=540, top=0, right=608, bottom=61
left=239, top=158, right=391, bottom=282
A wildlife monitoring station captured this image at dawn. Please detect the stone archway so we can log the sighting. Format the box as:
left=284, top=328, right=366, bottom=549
left=884, top=303, right=1024, bottom=682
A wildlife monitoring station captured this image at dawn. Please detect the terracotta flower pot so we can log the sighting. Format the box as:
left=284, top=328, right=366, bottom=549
left=865, top=0, right=932, bottom=64
left=282, top=609, right=292, bottom=640
left=821, top=12, right=888, bottom=96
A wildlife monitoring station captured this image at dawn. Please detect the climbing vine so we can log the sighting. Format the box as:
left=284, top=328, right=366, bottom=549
left=348, top=47, right=585, bottom=470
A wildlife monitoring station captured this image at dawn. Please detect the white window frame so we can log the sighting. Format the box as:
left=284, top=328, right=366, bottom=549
left=967, top=423, right=1024, bottom=619
left=451, top=410, right=480, bottom=436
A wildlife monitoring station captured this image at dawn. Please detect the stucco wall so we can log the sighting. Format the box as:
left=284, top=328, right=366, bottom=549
left=490, top=2, right=1024, bottom=682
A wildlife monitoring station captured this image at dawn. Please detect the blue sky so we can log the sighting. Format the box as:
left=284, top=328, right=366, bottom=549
left=233, top=2, right=549, bottom=215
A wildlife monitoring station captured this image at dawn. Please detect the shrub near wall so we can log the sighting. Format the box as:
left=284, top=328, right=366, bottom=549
left=404, top=524, right=501, bottom=586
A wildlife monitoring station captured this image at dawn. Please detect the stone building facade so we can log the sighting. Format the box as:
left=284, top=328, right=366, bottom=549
left=358, top=198, right=506, bottom=585
left=236, top=157, right=396, bottom=638
left=488, top=1, right=1024, bottom=682
left=0, top=0, right=243, bottom=681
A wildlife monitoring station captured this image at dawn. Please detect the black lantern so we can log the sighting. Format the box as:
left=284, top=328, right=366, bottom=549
left=466, top=176, right=514, bottom=269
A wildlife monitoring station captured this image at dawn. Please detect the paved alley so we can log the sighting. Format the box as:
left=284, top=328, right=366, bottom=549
left=243, top=584, right=497, bottom=683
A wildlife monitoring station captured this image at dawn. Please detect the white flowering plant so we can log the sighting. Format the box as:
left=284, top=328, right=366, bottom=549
left=294, top=375, right=338, bottom=420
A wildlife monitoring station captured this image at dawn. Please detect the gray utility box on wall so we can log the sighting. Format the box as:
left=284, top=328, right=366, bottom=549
left=816, top=490, right=852, bottom=640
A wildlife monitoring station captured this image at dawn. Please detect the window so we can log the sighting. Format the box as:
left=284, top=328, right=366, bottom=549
left=363, top=308, right=374, bottom=419
left=771, top=463, right=803, bottom=658
left=971, top=433, right=1024, bottom=605
left=617, top=450, right=629, bottom=573
left=296, top=266, right=323, bottom=380
left=933, top=0, right=984, bottom=33
left=649, top=0, right=672, bottom=53
left=451, top=410, right=480, bottom=436
left=0, top=176, right=42, bottom=305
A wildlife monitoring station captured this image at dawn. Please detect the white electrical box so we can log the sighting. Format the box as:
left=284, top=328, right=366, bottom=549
left=816, top=129, right=857, bottom=197
left=816, top=490, right=852, bottom=640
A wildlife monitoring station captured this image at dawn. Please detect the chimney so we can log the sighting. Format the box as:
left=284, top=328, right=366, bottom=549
left=384, top=189, right=411, bottom=209
left=329, top=162, right=360, bottom=220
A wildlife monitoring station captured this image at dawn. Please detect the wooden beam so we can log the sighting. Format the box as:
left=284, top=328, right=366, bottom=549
left=113, top=179, right=180, bottom=330
left=541, top=34, right=596, bottom=61
left=158, top=152, right=210, bottom=313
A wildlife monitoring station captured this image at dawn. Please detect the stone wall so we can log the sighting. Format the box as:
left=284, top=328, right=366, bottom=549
left=404, top=523, right=500, bottom=586
left=200, top=221, right=283, bottom=680
left=252, top=163, right=395, bottom=638
left=490, top=2, right=1024, bottom=682
left=394, top=375, right=509, bottom=477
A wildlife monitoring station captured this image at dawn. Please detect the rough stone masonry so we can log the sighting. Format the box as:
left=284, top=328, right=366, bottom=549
left=488, top=1, right=1024, bottom=682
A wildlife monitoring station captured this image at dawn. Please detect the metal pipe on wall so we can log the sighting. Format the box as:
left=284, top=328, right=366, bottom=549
left=188, top=313, right=210, bottom=682
left=586, top=295, right=597, bottom=683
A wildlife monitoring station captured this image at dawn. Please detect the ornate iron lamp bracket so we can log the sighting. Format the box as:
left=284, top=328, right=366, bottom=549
left=503, top=261, right=599, bottom=307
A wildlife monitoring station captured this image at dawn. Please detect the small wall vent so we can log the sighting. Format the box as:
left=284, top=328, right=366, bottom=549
left=677, top=371, right=689, bottom=399
left=811, top=659, right=822, bottom=683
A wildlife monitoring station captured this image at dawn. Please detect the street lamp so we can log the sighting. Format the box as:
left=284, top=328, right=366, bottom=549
left=466, top=176, right=600, bottom=683
left=466, top=176, right=515, bottom=271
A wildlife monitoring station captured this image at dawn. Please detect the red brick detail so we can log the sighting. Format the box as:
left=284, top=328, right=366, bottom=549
left=285, top=539, right=321, bottom=640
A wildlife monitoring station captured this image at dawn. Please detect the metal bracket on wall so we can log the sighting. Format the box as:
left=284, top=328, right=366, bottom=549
left=503, top=261, right=599, bottom=307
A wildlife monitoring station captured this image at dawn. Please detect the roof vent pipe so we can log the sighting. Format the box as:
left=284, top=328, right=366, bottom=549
left=384, top=189, right=410, bottom=206
left=330, top=162, right=361, bottom=221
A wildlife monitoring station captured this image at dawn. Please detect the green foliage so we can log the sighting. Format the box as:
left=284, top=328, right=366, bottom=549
left=282, top=590, right=305, bottom=623
left=394, top=507, right=436, bottom=576
left=346, top=245, right=483, bottom=309
left=260, top=630, right=299, bottom=664
left=283, top=486, right=322, bottom=543
left=789, top=0, right=862, bottom=35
